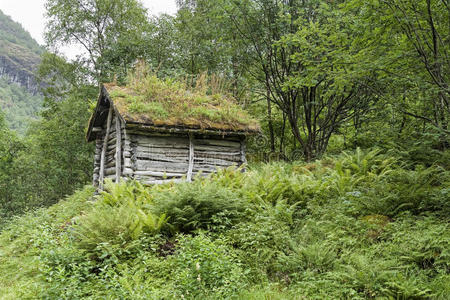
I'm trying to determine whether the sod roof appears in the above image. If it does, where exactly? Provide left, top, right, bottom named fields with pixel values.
left=101, top=76, right=260, bottom=133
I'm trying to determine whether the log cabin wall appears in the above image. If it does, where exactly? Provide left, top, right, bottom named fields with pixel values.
left=192, top=135, right=243, bottom=177
left=127, top=134, right=190, bottom=184
left=93, top=107, right=126, bottom=187
left=93, top=105, right=247, bottom=187
left=119, top=131, right=246, bottom=185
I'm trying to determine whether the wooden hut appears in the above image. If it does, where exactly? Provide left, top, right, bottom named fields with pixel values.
left=86, top=81, right=259, bottom=186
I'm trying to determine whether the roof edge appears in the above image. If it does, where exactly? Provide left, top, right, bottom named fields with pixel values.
left=86, top=85, right=110, bottom=142
left=125, top=122, right=260, bottom=137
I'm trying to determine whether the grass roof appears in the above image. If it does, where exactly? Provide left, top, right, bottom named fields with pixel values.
left=104, top=72, right=260, bottom=133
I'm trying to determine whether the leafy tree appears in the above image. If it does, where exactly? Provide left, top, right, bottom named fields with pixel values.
left=142, top=14, right=178, bottom=76
left=346, top=0, right=449, bottom=147
left=0, top=110, right=23, bottom=218
left=10, top=90, right=95, bottom=211
left=0, top=54, right=97, bottom=217
left=45, top=0, right=150, bottom=81
left=228, top=0, right=376, bottom=160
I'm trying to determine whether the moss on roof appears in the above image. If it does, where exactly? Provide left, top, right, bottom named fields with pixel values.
left=104, top=74, right=260, bottom=133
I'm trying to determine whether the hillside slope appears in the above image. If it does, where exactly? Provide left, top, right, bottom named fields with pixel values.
left=0, top=149, right=448, bottom=299
left=0, top=10, right=43, bottom=133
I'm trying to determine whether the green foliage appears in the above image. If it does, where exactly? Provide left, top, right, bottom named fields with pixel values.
left=45, top=0, right=151, bottom=80
left=74, top=180, right=168, bottom=254
left=0, top=186, right=95, bottom=298
left=0, top=149, right=449, bottom=299
left=1, top=1, right=448, bottom=298
left=169, top=233, right=246, bottom=299
left=108, top=67, right=260, bottom=131
left=0, top=110, right=23, bottom=223
left=0, top=77, right=42, bottom=134
left=153, top=177, right=244, bottom=233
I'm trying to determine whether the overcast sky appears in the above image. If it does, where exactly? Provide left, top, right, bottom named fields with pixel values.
left=0, top=0, right=178, bottom=57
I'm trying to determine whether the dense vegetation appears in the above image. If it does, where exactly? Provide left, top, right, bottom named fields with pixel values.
left=0, top=0, right=448, bottom=298
left=0, top=77, right=42, bottom=133
left=0, top=150, right=448, bottom=299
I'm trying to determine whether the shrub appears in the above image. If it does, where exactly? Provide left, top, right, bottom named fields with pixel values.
left=153, top=179, right=245, bottom=233
left=168, top=233, right=246, bottom=299
left=73, top=180, right=167, bottom=254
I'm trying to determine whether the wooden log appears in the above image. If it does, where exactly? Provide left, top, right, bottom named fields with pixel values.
left=136, top=160, right=189, bottom=173
left=240, top=138, right=247, bottom=165
left=187, top=134, right=194, bottom=181
left=105, top=160, right=116, bottom=169
left=194, top=157, right=238, bottom=166
left=194, top=139, right=241, bottom=148
left=134, top=135, right=189, bottom=147
left=134, top=154, right=188, bottom=163
left=105, top=153, right=115, bottom=162
left=99, top=106, right=113, bottom=189
left=107, top=137, right=117, bottom=146
left=124, top=157, right=132, bottom=166
left=123, top=167, right=134, bottom=176
left=115, top=114, right=122, bottom=182
left=105, top=167, right=116, bottom=176
left=194, top=150, right=241, bottom=157
left=194, top=153, right=241, bottom=162
left=196, top=134, right=241, bottom=141
left=134, top=170, right=186, bottom=177
left=135, top=146, right=189, bottom=155
left=93, top=137, right=103, bottom=185
left=106, top=148, right=115, bottom=157
left=194, top=144, right=240, bottom=152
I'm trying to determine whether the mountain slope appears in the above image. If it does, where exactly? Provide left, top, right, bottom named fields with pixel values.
left=0, top=9, right=43, bottom=133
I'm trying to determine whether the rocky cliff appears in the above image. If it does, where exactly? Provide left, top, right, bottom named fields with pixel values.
left=0, top=42, right=40, bottom=94
left=0, top=9, right=43, bottom=133
left=0, top=10, right=42, bottom=94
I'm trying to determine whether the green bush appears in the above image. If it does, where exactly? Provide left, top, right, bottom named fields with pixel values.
left=73, top=180, right=168, bottom=254
left=153, top=179, right=245, bottom=233
left=168, top=233, right=246, bottom=299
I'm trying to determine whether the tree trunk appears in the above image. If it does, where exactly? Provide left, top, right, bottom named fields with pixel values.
left=267, top=92, right=275, bottom=152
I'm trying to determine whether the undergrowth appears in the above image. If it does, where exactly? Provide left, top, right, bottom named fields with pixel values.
left=0, top=148, right=448, bottom=299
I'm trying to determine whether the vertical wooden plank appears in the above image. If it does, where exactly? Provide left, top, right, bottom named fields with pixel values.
left=240, top=137, right=247, bottom=165
left=187, top=133, right=194, bottom=181
left=99, top=105, right=113, bottom=189
left=93, top=137, right=103, bottom=186
left=115, top=113, right=122, bottom=183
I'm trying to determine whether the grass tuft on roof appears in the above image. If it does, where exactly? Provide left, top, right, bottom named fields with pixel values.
left=104, top=67, right=260, bottom=133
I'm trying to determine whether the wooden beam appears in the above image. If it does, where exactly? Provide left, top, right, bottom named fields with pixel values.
left=187, top=133, right=194, bottom=182
left=125, top=123, right=254, bottom=137
left=115, top=113, right=122, bottom=183
left=240, top=138, right=247, bottom=166
left=99, top=105, right=113, bottom=189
